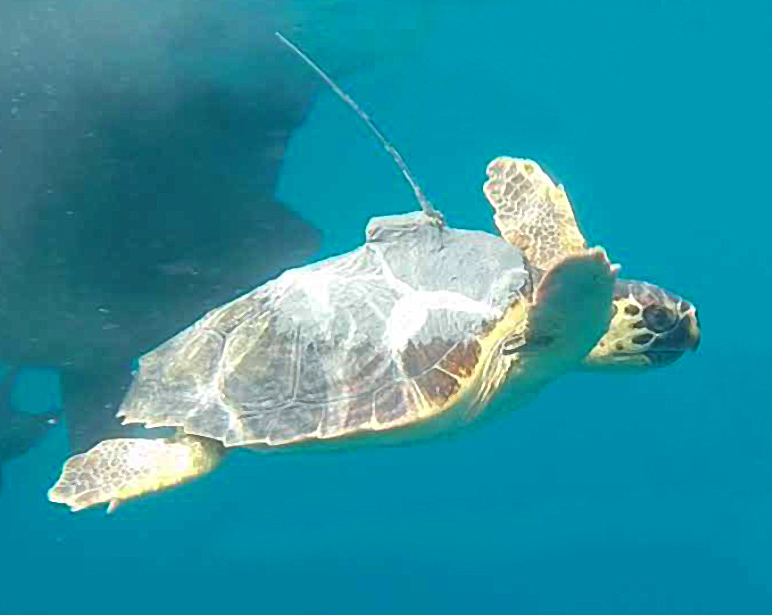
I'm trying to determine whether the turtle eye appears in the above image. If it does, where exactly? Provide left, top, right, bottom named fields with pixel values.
left=642, top=305, right=677, bottom=332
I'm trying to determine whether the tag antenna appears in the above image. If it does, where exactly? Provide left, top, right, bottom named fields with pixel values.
left=275, top=31, right=443, bottom=224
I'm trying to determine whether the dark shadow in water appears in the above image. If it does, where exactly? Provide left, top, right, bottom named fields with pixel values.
left=0, top=2, right=325, bottom=469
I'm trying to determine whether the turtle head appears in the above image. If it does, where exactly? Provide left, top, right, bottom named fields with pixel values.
left=582, top=279, right=700, bottom=371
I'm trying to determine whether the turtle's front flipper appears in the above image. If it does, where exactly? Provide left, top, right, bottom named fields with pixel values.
left=48, top=434, right=224, bottom=513
left=483, top=157, right=588, bottom=270
left=523, top=248, right=619, bottom=373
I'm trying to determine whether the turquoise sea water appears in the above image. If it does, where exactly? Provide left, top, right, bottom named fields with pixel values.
left=3, top=1, right=771, bottom=613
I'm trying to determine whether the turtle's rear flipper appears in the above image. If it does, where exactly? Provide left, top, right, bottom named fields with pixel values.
left=60, top=369, right=140, bottom=454
left=48, top=434, right=224, bottom=513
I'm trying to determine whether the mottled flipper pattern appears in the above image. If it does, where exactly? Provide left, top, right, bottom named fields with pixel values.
left=483, top=157, right=587, bottom=270
left=48, top=435, right=224, bottom=512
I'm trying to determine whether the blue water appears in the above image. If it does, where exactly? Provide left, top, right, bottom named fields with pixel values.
left=4, top=1, right=771, bottom=613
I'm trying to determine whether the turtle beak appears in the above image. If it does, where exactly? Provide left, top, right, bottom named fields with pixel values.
left=642, top=307, right=701, bottom=366
left=682, top=304, right=701, bottom=352
left=687, top=313, right=701, bottom=351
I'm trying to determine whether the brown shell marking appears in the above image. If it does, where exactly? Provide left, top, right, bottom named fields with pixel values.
left=400, top=337, right=482, bottom=410
left=214, top=313, right=486, bottom=445
left=120, top=273, right=501, bottom=448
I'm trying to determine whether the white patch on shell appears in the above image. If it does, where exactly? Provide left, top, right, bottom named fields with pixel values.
left=385, top=290, right=495, bottom=352
left=279, top=268, right=336, bottom=313
left=370, top=243, right=500, bottom=353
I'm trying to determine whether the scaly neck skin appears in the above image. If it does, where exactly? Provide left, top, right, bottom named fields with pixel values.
left=468, top=337, right=556, bottom=426
left=468, top=297, right=605, bottom=425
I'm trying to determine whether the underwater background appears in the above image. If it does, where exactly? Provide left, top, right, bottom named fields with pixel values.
left=3, top=1, right=771, bottom=613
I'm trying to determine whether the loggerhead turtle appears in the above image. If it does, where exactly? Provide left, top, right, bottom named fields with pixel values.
left=47, top=36, right=701, bottom=514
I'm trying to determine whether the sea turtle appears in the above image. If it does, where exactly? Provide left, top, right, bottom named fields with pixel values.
left=0, top=368, right=61, bottom=493
left=47, top=37, right=701, bottom=514
left=0, top=3, right=429, bottom=460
